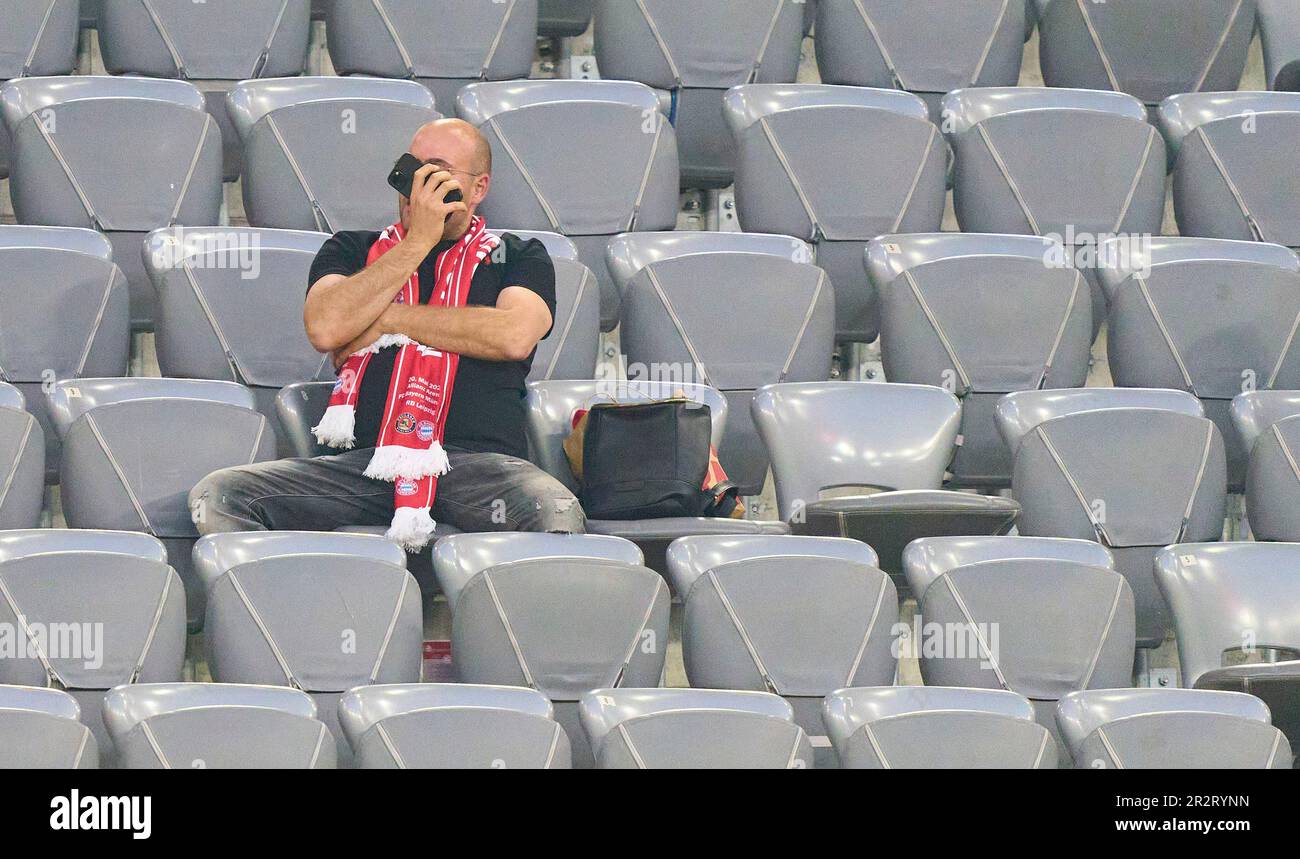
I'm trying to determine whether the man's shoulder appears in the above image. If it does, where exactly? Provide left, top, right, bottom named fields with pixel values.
left=322, top=229, right=383, bottom=256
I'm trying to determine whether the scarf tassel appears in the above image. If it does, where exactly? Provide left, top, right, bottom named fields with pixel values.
left=362, top=441, right=450, bottom=482
left=312, top=404, right=357, bottom=449
left=387, top=506, right=438, bottom=552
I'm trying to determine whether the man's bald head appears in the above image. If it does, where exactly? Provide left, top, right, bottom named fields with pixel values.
left=409, top=117, right=492, bottom=175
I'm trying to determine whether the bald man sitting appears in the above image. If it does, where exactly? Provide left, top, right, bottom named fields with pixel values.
left=189, top=119, right=586, bottom=549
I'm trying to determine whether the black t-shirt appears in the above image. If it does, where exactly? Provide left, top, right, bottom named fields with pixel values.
left=307, top=231, right=556, bottom=458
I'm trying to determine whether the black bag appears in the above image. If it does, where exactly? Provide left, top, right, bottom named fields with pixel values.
left=578, top=399, right=714, bottom=520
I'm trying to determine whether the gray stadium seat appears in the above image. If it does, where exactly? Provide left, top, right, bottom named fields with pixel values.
left=325, top=0, right=537, bottom=115
left=526, top=380, right=791, bottom=571
left=538, top=0, right=592, bottom=37
left=0, top=528, right=168, bottom=565
left=996, top=386, right=1208, bottom=450
left=143, top=226, right=334, bottom=455
left=1242, top=415, right=1300, bottom=540
left=339, top=683, right=571, bottom=769
left=665, top=533, right=881, bottom=591
left=0, top=550, right=186, bottom=766
left=275, top=380, right=341, bottom=459
left=0, top=0, right=79, bottom=180
left=580, top=688, right=811, bottom=769
left=1038, top=0, right=1256, bottom=106
left=618, top=250, right=834, bottom=495
left=918, top=557, right=1135, bottom=749
left=0, top=685, right=98, bottom=768
left=227, top=76, right=440, bottom=233
left=97, top=0, right=312, bottom=181
left=204, top=552, right=422, bottom=767
left=667, top=548, right=898, bottom=768
left=1057, top=688, right=1291, bottom=769
left=1231, top=389, right=1300, bottom=453
left=593, top=0, right=804, bottom=189
left=447, top=556, right=669, bottom=768
left=48, top=378, right=278, bottom=628
left=1159, top=92, right=1300, bottom=249
left=822, top=686, right=1057, bottom=769
left=753, top=381, right=1021, bottom=580
left=103, top=682, right=334, bottom=769
left=1157, top=542, right=1300, bottom=689
left=1099, top=237, right=1300, bottom=490
left=193, top=529, right=407, bottom=600
left=606, top=230, right=814, bottom=291
left=724, top=84, right=946, bottom=343
left=1195, top=660, right=1300, bottom=764
left=0, top=226, right=129, bottom=482
left=1005, top=391, right=1227, bottom=648
left=528, top=256, right=599, bottom=383
left=867, top=233, right=1092, bottom=487
left=0, top=76, right=224, bottom=329
left=1260, top=0, right=1300, bottom=91
left=902, top=535, right=1114, bottom=602
left=0, top=382, right=44, bottom=530
left=943, top=87, right=1165, bottom=331
left=814, top=0, right=1025, bottom=120
left=456, top=80, right=680, bottom=331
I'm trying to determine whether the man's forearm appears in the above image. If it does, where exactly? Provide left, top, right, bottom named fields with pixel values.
left=381, top=303, right=537, bottom=362
left=304, top=236, right=434, bottom=352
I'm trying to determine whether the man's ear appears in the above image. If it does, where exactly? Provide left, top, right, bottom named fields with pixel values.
left=475, top=173, right=492, bottom=207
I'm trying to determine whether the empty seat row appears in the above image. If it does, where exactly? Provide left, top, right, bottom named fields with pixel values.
left=2, top=528, right=1297, bottom=767
left=4, top=681, right=1291, bottom=769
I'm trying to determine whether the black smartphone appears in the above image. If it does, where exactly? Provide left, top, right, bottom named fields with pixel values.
left=387, top=153, right=464, bottom=205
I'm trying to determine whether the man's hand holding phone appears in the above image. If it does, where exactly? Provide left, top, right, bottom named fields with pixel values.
left=400, top=161, right=468, bottom=248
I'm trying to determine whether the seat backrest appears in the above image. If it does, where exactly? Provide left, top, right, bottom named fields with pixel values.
left=274, top=380, right=333, bottom=458
left=1156, top=542, right=1300, bottom=687
left=620, top=251, right=834, bottom=494
left=1159, top=91, right=1300, bottom=248
left=580, top=687, right=810, bottom=769
left=1259, top=0, right=1300, bottom=91
left=58, top=391, right=276, bottom=538
left=325, top=0, right=537, bottom=83
left=1232, top=390, right=1300, bottom=452
left=45, top=376, right=257, bottom=436
left=452, top=557, right=669, bottom=700
left=1011, top=407, right=1227, bottom=549
left=144, top=226, right=333, bottom=389
left=995, top=386, right=1205, bottom=454
left=1039, top=0, right=1256, bottom=105
left=192, top=530, right=407, bottom=593
left=227, top=76, right=439, bottom=232
left=525, top=379, right=728, bottom=492
left=433, top=532, right=642, bottom=608
left=594, top=0, right=803, bottom=91
left=1100, top=237, right=1300, bottom=400
left=0, top=552, right=186, bottom=691
left=723, top=83, right=946, bottom=242
left=456, top=80, right=679, bottom=237
left=919, top=558, right=1135, bottom=699
left=0, top=685, right=97, bottom=768
left=753, top=381, right=962, bottom=521
left=815, top=0, right=1024, bottom=96
left=0, top=225, right=129, bottom=385
left=943, top=87, right=1165, bottom=240
left=0, top=399, right=43, bottom=529
left=665, top=535, right=880, bottom=597
left=338, top=683, right=571, bottom=769
left=1245, top=413, right=1300, bottom=540
left=605, top=230, right=814, bottom=296
left=98, top=0, right=311, bottom=80
left=1, top=76, right=222, bottom=231
left=676, top=554, right=898, bottom=698
left=206, top=553, right=422, bottom=691
left=822, top=685, right=1056, bottom=768
left=0, top=528, right=167, bottom=564
left=528, top=257, right=599, bottom=383
left=103, top=681, right=333, bottom=769
left=1050, top=686, right=1274, bottom=758
left=0, top=0, right=80, bottom=79
left=902, top=535, right=1115, bottom=602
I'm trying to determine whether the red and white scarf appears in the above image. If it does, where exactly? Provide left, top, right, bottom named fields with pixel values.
left=312, top=216, right=499, bottom=551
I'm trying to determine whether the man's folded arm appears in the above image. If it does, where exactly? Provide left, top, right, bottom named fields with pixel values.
left=303, top=236, right=434, bottom=352
left=336, top=285, right=552, bottom=364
